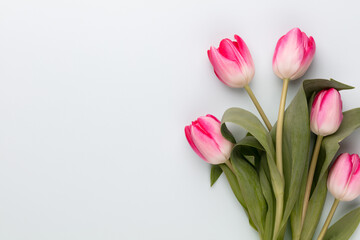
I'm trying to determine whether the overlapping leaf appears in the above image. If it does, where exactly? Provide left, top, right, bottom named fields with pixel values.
left=214, top=79, right=360, bottom=240
left=231, top=152, right=267, bottom=234
left=221, top=108, right=284, bottom=200
left=289, top=79, right=355, bottom=240
left=323, top=206, right=360, bottom=240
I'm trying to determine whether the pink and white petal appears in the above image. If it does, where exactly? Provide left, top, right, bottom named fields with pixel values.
left=273, top=36, right=286, bottom=79
left=218, top=38, right=247, bottom=67
left=220, top=139, right=233, bottom=160
left=197, top=115, right=222, bottom=141
left=197, top=115, right=233, bottom=158
left=310, top=90, right=324, bottom=134
left=191, top=124, right=226, bottom=164
left=234, top=35, right=254, bottom=67
left=218, top=39, right=239, bottom=61
left=205, top=114, right=221, bottom=124
left=213, top=71, right=227, bottom=85
left=292, top=36, right=316, bottom=79
left=302, top=36, right=316, bottom=65
left=240, top=63, right=255, bottom=86
left=317, top=89, right=343, bottom=136
left=328, top=153, right=353, bottom=199
left=275, top=28, right=304, bottom=79
left=342, top=154, right=360, bottom=201
left=185, top=125, right=207, bottom=162
left=273, top=35, right=286, bottom=65
left=208, top=46, right=243, bottom=87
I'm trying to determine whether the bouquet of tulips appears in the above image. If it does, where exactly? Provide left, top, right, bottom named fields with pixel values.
left=184, top=28, right=360, bottom=240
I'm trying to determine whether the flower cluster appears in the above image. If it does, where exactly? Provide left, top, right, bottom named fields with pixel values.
left=184, top=28, right=360, bottom=240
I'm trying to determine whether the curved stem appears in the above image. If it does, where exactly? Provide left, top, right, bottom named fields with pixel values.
left=301, top=135, right=324, bottom=226
left=244, top=85, right=272, bottom=131
left=275, top=78, right=289, bottom=178
left=273, top=191, right=284, bottom=240
left=317, top=199, right=340, bottom=240
left=273, top=78, right=289, bottom=240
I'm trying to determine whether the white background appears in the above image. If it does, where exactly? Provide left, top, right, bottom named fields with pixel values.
left=0, top=0, right=359, bottom=239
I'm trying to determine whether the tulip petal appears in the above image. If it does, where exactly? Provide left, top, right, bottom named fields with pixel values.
left=317, top=88, right=343, bottom=136
left=274, top=28, right=304, bottom=79
left=208, top=46, right=246, bottom=88
left=328, top=153, right=353, bottom=199
left=272, top=28, right=316, bottom=80
left=191, top=122, right=226, bottom=164
left=342, top=154, right=360, bottom=201
left=310, top=90, right=323, bottom=134
left=234, top=35, right=254, bottom=67
left=302, top=36, right=316, bottom=64
left=208, top=35, right=255, bottom=88
left=310, top=88, right=342, bottom=136
left=197, top=115, right=233, bottom=160
left=218, top=38, right=244, bottom=63
left=218, top=39, right=254, bottom=83
left=272, top=35, right=286, bottom=79
left=292, top=35, right=316, bottom=79
left=233, top=35, right=255, bottom=82
left=185, top=125, right=207, bottom=162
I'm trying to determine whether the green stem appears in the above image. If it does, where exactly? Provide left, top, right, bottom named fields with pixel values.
left=273, top=191, right=284, bottom=240
left=244, top=85, right=272, bottom=131
left=317, top=199, right=340, bottom=240
left=225, top=160, right=236, bottom=174
left=275, top=78, right=289, bottom=178
left=273, top=78, right=289, bottom=240
left=301, top=135, right=324, bottom=227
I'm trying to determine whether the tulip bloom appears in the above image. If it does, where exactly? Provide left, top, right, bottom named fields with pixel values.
left=328, top=153, right=360, bottom=201
left=317, top=153, right=360, bottom=240
left=207, top=36, right=272, bottom=131
left=208, top=35, right=255, bottom=88
left=310, top=88, right=343, bottom=136
left=273, top=28, right=316, bottom=80
left=185, top=114, right=233, bottom=165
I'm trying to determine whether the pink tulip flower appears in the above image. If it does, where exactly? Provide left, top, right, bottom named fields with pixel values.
left=273, top=28, right=316, bottom=80
left=310, top=88, right=343, bottom=136
left=185, top=114, right=233, bottom=164
left=208, top=35, right=255, bottom=88
left=328, top=153, right=360, bottom=201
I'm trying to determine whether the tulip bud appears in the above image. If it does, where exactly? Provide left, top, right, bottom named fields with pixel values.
left=310, top=88, right=343, bottom=136
left=273, top=28, right=316, bottom=80
left=185, top=114, right=233, bottom=165
left=328, top=153, right=360, bottom=201
left=207, top=35, right=255, bottom=88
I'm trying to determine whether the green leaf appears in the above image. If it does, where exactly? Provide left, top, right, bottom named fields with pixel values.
left=240, top=147, right=258, bottom=167
left=219, top=164, right=257, bottom=231
left=231, top=152, right=267, bottom=234
left=302, top=79, right=355, bottom=190
left=303, top=78, right=354, bottom=98
left=210, top=165, right=223, bottom=186
left=259, top=153, right=275, bottom=240
left=219, top=164, right=246, bottom=209
left=288, top=78, right=355, bottom=240
left=221, top=123, right=236, bottom=144
left=300, top=173, right=328, bottom=240
left=323, top=206, right=360, bottom=240
left=280, top=80, right=311, bottom=230
left=290, top=152, right=311, bottom=240
left=221, top=108, right=284, bottom=203
left=222, top=108, right=273, bottom=155
left=237, top=135, right=265, bottom=151
left=232, top=136, right=262, bottom=167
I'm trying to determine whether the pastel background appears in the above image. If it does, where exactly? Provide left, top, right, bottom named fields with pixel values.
left=0, top=0, right=359, bottom=239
